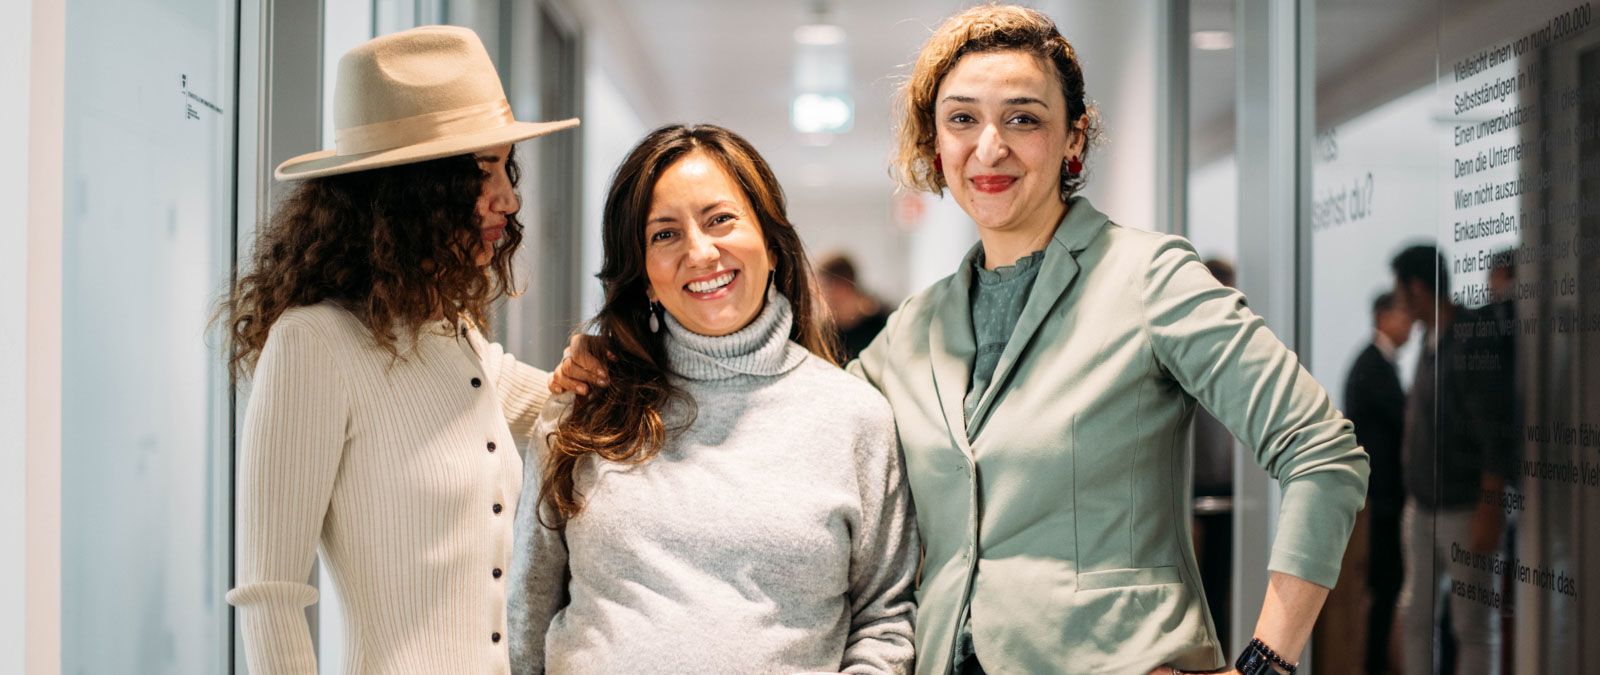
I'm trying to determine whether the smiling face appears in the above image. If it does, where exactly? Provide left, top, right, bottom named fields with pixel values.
left=473, top=144, right=519, bottom=266
left=642, top=150, right=774, bottom=337
left=934, top=50, right=1085, bottom=243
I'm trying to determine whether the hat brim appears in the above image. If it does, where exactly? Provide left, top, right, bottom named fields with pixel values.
left=274, top=118, right=580, bottom=181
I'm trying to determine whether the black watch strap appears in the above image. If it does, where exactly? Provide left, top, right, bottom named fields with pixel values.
left=1234, top=638, right=1297, bottom=675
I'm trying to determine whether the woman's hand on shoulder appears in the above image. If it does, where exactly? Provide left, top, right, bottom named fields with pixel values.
left=548, top=333, right=611, bottom=396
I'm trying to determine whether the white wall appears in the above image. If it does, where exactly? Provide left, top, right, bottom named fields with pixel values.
left=908, top=193, right=980, bottom=293
left=1309, top=85, right=1437, bottom=406
left=1187, top=155, right=1239, bottom=264
left=16, top=0, right=65, bottom=672
left=1045, top=0, right=1161, bottom=232
left=0, top=0, right=34, bottom=669
left=579, top=65, right=650, bottom=320
left=790, top=189, right=913, bottom=302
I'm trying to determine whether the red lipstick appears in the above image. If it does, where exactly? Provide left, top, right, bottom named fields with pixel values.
left=971, top=175, right=1016, bottom=193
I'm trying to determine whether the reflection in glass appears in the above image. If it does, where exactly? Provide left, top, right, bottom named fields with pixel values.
left=1313, top=0, right=1599, bottom=672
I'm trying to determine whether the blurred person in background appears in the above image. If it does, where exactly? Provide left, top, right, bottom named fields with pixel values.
left=1391, top=244, right=1515, bottom=675
left=819, top=252, right=894, bottom=361
left=509, top=124, right=916, bottom=674
left=220, top=26, right=577, bottom=673
left=1344, top=291, right=1412, bottom=675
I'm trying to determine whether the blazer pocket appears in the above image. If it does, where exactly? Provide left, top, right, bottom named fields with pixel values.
left=1076, top=565, right=1182, bottom=591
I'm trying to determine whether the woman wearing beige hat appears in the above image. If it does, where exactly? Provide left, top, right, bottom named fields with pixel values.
left=220, top=25, right=577, bottom=673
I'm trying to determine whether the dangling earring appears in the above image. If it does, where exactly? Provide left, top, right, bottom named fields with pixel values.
left=648, top=301, right=661, bottom=333
left=934, top=153, right=943, bottom=175
left=1060, top=156, right=1083, bottom=202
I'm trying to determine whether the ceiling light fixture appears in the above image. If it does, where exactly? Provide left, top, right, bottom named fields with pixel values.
left=791, top=3, right=852, bottom=135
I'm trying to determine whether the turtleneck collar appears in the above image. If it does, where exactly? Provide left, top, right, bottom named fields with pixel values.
left=663, top=292, right=809, bottom=381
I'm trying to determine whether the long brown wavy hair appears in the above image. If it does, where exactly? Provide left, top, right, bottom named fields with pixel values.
left=540, top=124, right=837, bottom=527
left=220, top=150, right=523, bottom=379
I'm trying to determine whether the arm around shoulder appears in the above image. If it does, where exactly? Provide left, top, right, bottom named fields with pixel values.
left=483, top=339, right=553, bottom=441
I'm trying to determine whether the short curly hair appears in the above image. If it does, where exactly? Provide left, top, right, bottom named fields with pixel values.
left=892, top=4, right=1101, bottom=196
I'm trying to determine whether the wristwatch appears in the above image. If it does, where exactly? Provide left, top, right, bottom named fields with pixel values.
left=1235, top=637, right=1297, bottom=675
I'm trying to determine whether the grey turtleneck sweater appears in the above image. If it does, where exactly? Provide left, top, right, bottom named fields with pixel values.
left=507, top=295, right=919, bottom=674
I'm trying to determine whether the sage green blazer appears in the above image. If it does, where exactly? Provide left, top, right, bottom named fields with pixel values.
left=850, top=197, right=1368, bottom=674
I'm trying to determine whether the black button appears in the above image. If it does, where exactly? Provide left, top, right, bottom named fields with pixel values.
left=487, top=441, right=497, bottom=452
left=471, top=377, right=482, bottom=388
left=492, top=503, right=503, bottom=514
left=492, top=567, right=503, bottom=579
left=492, top=632, right=501, bottom=643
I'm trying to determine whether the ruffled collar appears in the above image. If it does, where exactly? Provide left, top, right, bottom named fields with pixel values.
left=663, top=292, right=809, bottom=381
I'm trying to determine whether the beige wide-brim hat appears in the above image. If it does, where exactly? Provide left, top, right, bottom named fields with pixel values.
left=275, top=25, right=579, bottom=181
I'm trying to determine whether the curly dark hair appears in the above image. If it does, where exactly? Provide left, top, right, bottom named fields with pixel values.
left=539, top=124, right=838, bottom=528
left=220, top=150, right=523, bottom=379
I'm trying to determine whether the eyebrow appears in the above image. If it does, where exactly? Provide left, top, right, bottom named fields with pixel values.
left=646, top=200, right=737, bottom=226
left=939, top=94, right=1050, bottom=107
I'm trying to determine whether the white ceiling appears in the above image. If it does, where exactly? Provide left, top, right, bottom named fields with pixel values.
left=600, top=0, right=1471, bottom=220
left=606, top=0, right=968, bottom=208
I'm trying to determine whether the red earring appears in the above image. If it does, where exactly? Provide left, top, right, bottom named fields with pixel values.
left=934, top=153, right=943, bottom=174
left=1067, top=155, right=1083, bottom=176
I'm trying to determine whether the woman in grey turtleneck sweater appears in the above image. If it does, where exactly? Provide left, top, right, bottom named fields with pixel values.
left=508, top=125, right=918, bottom=674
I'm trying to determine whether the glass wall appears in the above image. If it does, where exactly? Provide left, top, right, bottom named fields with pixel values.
left=1309, top=0, right=1599, bottom=672
left=1185, top=0, right=1239, bottom=653
left=60, top=0, right=237, bottom=672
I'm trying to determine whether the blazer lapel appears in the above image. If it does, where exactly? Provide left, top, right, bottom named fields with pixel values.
left=929, top=246, right=980, bottom=456
left=967, top=197, right=1109, bottom=435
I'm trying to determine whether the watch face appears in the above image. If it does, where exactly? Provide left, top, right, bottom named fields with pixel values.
left=1235, top=649, right=1274, bottom=675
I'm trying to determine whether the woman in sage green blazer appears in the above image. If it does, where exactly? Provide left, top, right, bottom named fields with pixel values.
left=852, top=6, right=1368, bottom=674
left=552, top=6, right=1368, bottom=674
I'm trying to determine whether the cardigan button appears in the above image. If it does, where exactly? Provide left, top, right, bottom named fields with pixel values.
left=492, top=632, right=502, bottom=643
left=492, top=503, right=503, bottom=515
left=471, top=377, right=482, bottom=388
left=487, top=441, right=497, bottom=453
left=493, top=567, right=503, bottom=579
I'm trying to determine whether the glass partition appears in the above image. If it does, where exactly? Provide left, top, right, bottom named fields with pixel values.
left=1186, top=0, right=1240, bottom=653
left=60, top=0, right=238, bottom=672
left=1310, top=0, right=1599, bottom=672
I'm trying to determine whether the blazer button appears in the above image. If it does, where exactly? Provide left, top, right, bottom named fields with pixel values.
left=492, top=503, right=503, bottom=515
left=487, top=441, right=497, bottom=453
left=493, top=567, right=503, bottom=579
left=471, top=377, right=482, bottom=388
left=492, top=632, right=502, bottom=643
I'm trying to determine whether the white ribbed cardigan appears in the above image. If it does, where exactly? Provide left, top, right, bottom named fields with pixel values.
left=226, top=302, right=550, bottom=674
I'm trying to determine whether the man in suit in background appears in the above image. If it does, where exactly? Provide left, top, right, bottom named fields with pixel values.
left=1345, top=292, right=1411, bottom=674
